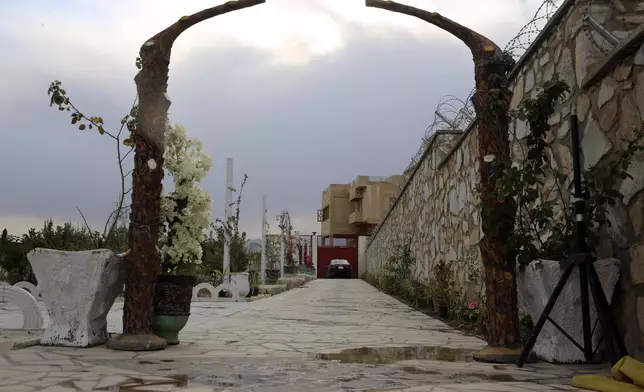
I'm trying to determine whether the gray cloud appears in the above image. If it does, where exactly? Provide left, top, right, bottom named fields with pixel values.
left=1, top=22, right=490, bottom=238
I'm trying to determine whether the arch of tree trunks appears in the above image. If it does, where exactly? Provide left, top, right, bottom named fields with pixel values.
left=112, top=0, right=522, bottom=362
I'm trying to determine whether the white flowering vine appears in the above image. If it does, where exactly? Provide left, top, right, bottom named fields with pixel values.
left=160, top=124, right=212, bottom=270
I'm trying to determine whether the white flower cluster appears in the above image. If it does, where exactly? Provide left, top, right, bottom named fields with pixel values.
left=160, top=124, right=212, bottom=266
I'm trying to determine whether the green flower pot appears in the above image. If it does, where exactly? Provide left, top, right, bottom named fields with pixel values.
left=153, top=315, right=190, bottom=345
left=153, top=274, right=196, bottom=345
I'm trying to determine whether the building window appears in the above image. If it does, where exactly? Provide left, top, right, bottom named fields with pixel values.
left=333, top=238, right=347, bottom=247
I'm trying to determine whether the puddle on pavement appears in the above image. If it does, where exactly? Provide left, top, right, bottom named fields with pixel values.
left=480, top=373, right=517, bottom=382
left=447, top=372, right=517, bottom=382
left=400, top=366, right=440, bottom=375
left=316, top=346, right=475, bottom=364
left=114, top=374, right=189, bottom=391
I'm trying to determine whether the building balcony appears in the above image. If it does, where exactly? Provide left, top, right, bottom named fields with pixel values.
left=349, top=176, right=367, bottom=200
left=349, top=186, right=364, bottom=200
left=349, top=211, right=366, bottom=224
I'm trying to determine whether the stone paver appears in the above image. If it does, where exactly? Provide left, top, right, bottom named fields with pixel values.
left=0, top=280, right=607, bottom=391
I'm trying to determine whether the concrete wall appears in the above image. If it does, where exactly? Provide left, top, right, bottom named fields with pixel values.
left=321, top=184, right=352, bottom=236
left=362, top=181, right=399, bottom=224
left=364, top=0, right=644, bottom=358
left=358, top=236, right=368, bottom=277
left=364, top=130, right=483, bottom=300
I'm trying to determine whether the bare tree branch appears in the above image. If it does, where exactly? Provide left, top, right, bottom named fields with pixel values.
left=365, top=0, right=501, bottom=56
left=146, top=0, right=266, bottom=47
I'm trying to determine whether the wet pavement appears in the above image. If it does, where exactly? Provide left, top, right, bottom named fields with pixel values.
left=0, top=279, right=605, bottom=391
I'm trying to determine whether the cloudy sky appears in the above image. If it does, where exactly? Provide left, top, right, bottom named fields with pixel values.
left=0, top=0, right=549, bottom=238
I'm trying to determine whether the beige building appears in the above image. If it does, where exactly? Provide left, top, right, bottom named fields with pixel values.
left=319, top=175, right=402, bottom=237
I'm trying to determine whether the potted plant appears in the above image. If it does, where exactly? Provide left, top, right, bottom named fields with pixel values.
left=154, top=124, right=212, bottom=345
left=422, top=279, right=435, bottom=311
left=243, top=271, right=259, bottom=297
left=417, top=282, right=433, bottom=310
left=250, top=271, right=260, bottom=296
left=417, top=294, right=430, bottom=309
left=265, top=269, right=280, bottom=284
left=214, top=267, right=249, bottom=298
left=433, top=260, right=451, bottom=319
left=245, top=271, right=255, bottom=298
left=464, top=300, right=480, bottom=322
left=435, top=288, right=449, bottom=318
left=213, top=267, right=234, bottom=298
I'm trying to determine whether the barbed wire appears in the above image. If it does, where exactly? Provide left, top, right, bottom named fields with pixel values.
left=369, top=0, right=568, bottom=240
left=505, top=0, right=565, bottom=57
left=582, top=0, right=643, bottom=56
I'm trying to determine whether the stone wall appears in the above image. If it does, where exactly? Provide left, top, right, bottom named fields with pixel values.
left=365, top=0, right=644, bottom=358
left=365, top=130, right=484, bottom=300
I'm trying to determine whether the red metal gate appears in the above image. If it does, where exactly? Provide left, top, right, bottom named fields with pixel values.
left=317, top=235, right=359, bottom=279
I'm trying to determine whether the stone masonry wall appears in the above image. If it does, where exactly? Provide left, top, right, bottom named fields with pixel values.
left=365, top=0, right=644, bottom=358
left=365, top=130, right=484, bottom=301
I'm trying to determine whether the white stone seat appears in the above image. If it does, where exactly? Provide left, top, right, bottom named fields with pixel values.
left=230, top=272, right=250, bottom=298
left=0, top=285, right=44, bottom=329
left=13, top=281, right=42, bottom=299
left=192, top=282, right=217, bottom=302
left=192, top=282, right=241, bottom=302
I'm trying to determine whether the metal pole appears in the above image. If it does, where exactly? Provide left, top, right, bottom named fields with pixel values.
left=223, top=158, right=233, bottom=273
left=312, top=231, right=317, bottom=272
left=570, top=114, right=587, bottom=254
left=280, top=241, right=285, bottom=279
left=309, top=234, right=313, bottom=267
left=570, top=114, right=593, bottom=360
left=260, top=195, right=267, bottom=284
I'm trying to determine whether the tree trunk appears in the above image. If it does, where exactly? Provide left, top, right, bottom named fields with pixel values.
left=124, top=93, right=165, bottom=334
left=123, top=0, right=265, bottom=336
left=474, top=57, right=521, bottom=349
left=365, top=0, right=520, bottom=352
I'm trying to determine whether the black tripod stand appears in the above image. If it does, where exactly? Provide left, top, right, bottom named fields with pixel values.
left=516, top=113, right=628, bottom=368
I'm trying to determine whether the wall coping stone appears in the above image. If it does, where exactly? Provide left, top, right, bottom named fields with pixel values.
left=581, top=23, right=644, bottom=89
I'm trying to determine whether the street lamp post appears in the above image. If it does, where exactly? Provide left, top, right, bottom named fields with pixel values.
left=260, top=195, right=267, bottom=284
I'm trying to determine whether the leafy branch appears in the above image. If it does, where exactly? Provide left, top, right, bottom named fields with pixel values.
left=483, top=74, right=644, bottom=266
left=47, top=80, right=137, bottom=247
left=216, top=173, right=248, bottom=239
left=277, top=210, right=296, bottom=266
left=208, top=173, right=250, bottom=274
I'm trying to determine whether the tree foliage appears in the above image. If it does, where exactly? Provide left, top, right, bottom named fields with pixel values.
left=0, top=220, right=128, bottom=284
left=277, top=210, right=296, bottom=267
left=483, top=75, right=644, bottom=266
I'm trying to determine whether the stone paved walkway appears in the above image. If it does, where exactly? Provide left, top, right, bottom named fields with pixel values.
left=0, top=280, right=607, bottom=391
